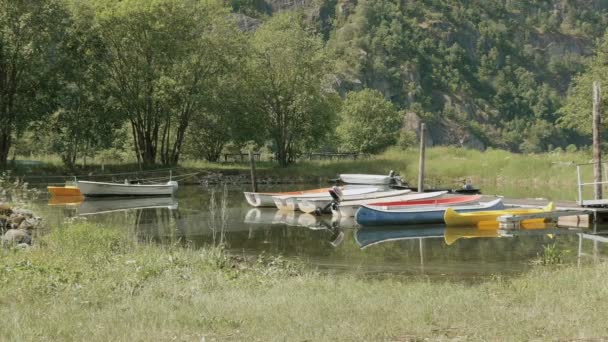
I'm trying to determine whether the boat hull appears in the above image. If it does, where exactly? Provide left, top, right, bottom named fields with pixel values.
left=244, top=188, right=331, bottom=207
left=298, top=189, right=412, bottom=214
left=332, top=191, right=447, bottom=217
left=273, top=187, right=380, bottom=211
left=444, top=202, right=555, bottom=229
left=370, top=194, right=482, bottom=209
left=356, top=198, right=504, bottom=226
left=77, top=180, right=178, bottom=197
left=48, top=186, right=81, bottom=196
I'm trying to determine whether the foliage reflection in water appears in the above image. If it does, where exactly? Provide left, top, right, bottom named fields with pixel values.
left=38, top=185, right=608, bottom=280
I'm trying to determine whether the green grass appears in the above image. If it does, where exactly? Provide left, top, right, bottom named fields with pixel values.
left=1, top=222, right=608, bottom=341
left=10, top=147, right=594, bottom=190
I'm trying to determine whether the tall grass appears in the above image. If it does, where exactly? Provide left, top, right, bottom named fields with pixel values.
left=1, top=222, right=608, bottom=341
left=384, top=146, right=590, bottom=187
left=11, top=147, right=593, bottom=191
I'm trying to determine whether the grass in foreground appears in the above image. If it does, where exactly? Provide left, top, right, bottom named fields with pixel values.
left=1, top=223, right=608, bottom=341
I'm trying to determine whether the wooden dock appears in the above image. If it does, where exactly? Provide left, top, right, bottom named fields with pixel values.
left=490, top=197, right=608, bottom=230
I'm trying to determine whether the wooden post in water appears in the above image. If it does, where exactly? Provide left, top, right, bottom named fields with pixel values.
left=593, top=81, right=603, bottom=200
left=249, top=151, right=258, bottom=192
left=417, top=123, right=426, bottom=193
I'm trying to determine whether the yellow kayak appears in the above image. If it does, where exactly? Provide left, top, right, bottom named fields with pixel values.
left=444, top=202, right=555, bottom=229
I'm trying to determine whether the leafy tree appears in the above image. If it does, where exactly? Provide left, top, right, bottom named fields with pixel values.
left=559, top=32, right=608, bottom=137
left=0, top=0, right=71, bottom=169
left=46, top=1, right=121, bottom=168
left=96, top=0, right=244, bottom=166
left=184, top=70, right=263, bottom=162
left=337, top=89, right=402, bottom=153
left=248, top=12, right=337, bottom=166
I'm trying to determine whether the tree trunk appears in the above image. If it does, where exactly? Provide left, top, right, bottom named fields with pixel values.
left=276, top=139, right=288, bottom=167
left=0, top=129, right=10, bottom=170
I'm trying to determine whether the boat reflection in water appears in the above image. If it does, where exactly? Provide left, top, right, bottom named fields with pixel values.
left=443, top=227, right=500, bottom=245
left=356, top=225, right=446, bottom=249
left=356, top=222, right=579, bottom=249
left=47, top=195, right=85, bottom=206
left=244, top=208, right=346, bottom=247
left=78, top=197, right=178, bottom=215
left=49, top=196, right=178, bottom=216
left=245, top=208, right=332, bottom=230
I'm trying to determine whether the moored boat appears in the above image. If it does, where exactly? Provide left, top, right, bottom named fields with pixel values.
left=338, top=173, right=395, bottom=185
left=244, top=188, right=331, bottom=207
left=298, top=189, right=412, bottom=214
left=273, top=187, right=380, bottom=211
left=332, top=190, right=447, bottom=217
left=47, top=185, right=81, bottom=196
left=369, top=194, right=482, bottom=209
left=443, top=202, right=555, bottom=229
left=356, top=198, right=504, bottom=226
left=76, top=180, right=178, bottom=197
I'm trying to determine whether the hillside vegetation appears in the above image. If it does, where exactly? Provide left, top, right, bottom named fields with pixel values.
left=1, top=0, right=608, bottom=169
left=307, top=0, right=607, bottom=151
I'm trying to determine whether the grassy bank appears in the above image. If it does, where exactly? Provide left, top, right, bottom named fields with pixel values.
left=1, top=222, right=607, bottom=341
left=13, top=147, right=590, bottom=187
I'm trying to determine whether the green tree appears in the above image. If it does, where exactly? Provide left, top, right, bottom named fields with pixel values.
left=184, top=71, right=262, bottom=162
left=248, top=12, right=337, bottom=167
left=336, top=89, right=402, bottom=153
left=47, top=1, right=121, bottom=168
left=0, top=0, right=71, bottom=169
left=96, top=0, right=243, bottom=166
left=559, top=32, right=608, bottom=137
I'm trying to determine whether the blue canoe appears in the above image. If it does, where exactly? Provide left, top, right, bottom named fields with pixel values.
left=355, top=225, right=446, bottom=249
left=355, top=198, right=504, bottom=226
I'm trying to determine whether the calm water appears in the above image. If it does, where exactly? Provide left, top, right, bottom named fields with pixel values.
left=32, top=183, right=608, bottom=281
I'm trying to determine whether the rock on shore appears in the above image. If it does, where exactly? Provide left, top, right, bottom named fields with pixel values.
left=0, top=203, right=42, bottom=246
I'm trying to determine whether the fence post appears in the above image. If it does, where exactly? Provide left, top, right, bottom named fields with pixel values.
left=417, top=123, right=426, bottom=193
left=577, top=165, right=583, bottom=205
left=249, top=151, right=258, bottom=192
left=593, top=81, right=603, bottom=200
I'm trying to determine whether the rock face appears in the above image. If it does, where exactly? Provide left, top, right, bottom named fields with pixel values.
left=266, top=0, right=314, bottom=12
left=233, top=13, right=262, bottom=32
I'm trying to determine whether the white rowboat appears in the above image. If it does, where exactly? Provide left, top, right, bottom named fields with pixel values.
left=298, top=189, right=413, bottom=214
left=77, top=180, right=178, bottom=197
left=332, top=190, right=448, bottom=217
left=273, top=187, right=380, bottom=211
left=244, top=188, right=331, bottom=207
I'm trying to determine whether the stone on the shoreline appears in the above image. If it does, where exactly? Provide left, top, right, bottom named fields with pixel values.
left=0, top=215, right=8, bottom=230
left=2, top=229, right=31, bottom=245
left=0, top=204, right=12, bottom=216
left=11, top=208, right=34, bottom=218
left=10, top=215, right=25, bottom=228
left=18, top=217, right=41, bottom=230
left=16, top=243, right=30, bottom=249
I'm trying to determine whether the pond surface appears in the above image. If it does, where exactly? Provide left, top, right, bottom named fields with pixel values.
left=32, top=183, right=608, bottom=281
